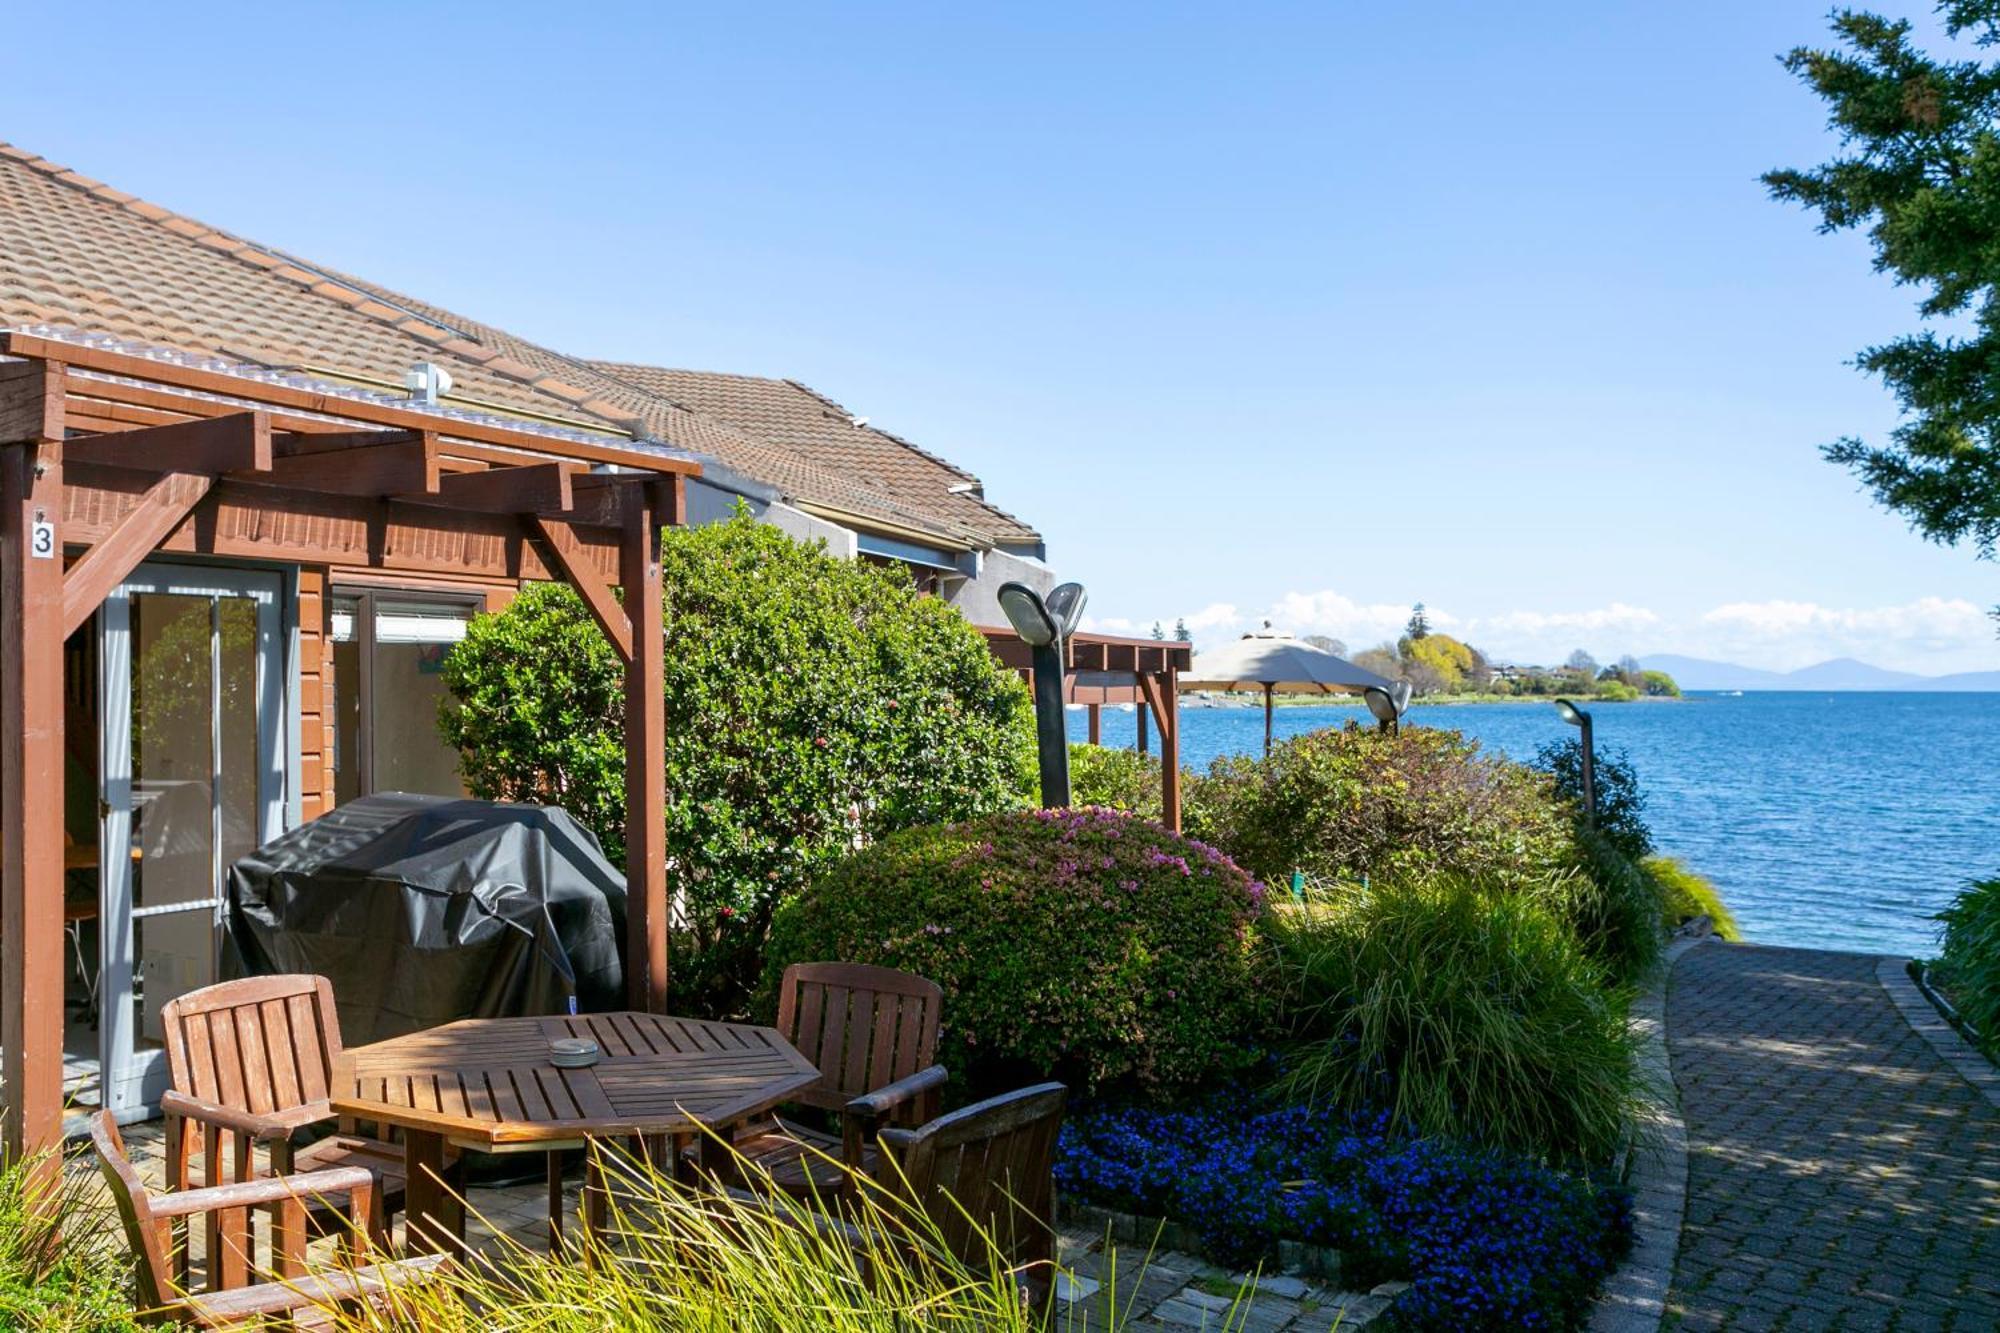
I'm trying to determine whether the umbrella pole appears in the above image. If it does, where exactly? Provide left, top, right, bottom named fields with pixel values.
left=1264, top=683, right=1274, bottom=757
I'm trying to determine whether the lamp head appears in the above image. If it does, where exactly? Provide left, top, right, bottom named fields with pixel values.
left=1554, top=698, right=1590, bottom=728
left=998, top=582, right=1060, bottom=648
left=1044, top=582, right=1088, bottom=638
left=1362, top=686, right=1399, bottom=726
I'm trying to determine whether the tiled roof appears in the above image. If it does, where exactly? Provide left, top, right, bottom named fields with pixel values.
left=586, top=364, right=1042, bottom=548
left=0, top=143, right=1036, bottom=550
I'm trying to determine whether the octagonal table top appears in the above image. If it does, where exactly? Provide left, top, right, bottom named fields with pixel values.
left=330, top=1011, right=821, bottom=1151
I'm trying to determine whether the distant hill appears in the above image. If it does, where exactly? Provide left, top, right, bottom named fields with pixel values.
left=1640, top=654, right=2000, bottom=692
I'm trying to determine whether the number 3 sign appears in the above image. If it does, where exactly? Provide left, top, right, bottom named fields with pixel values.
left=29, top=515, right=55, bottom=559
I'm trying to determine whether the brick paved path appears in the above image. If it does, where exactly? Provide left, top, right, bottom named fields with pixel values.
left=1664, top=944, right=2000, bottom=1332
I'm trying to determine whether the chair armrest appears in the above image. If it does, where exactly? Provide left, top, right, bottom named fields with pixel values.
left=843, top=1064, right=948, bottom=1167
left=845, top=1065, right=947, bottom=1126
left=161, top=1090, right=332, bottom=1143
left=147, top=1165, right=377, bottom=1220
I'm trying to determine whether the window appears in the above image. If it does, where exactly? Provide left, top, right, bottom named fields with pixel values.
left=330, top=592, right=475, bottom=803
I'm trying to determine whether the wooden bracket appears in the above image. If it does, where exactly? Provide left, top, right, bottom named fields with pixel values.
left=60, top=472, right=215, bottom=639
left=527, top=514, right=633, bottom=663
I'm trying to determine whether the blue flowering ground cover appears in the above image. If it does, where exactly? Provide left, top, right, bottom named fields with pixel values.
left=1056, top=1100, right=1633, bottom=1331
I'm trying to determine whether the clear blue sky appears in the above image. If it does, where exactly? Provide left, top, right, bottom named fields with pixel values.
left=5, top=2, right=1995, bottom=672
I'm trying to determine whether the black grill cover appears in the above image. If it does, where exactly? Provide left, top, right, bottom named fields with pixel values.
left=226, top=794, right=626, bottom=1045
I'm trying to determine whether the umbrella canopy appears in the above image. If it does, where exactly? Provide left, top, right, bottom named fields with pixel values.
left=1181, top=633, right=1394, bottom=695
left=1180, top=631, right=1397, bottom=755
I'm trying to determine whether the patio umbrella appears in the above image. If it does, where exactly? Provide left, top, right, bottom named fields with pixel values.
left=1180, top=629, right=1396, bottom=755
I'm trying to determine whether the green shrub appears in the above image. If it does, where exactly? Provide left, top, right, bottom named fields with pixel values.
left=1934, top=875, right=2000, bottom=1052
left=1533, top=738, right=1653, bottom=861
left=442, top=511, right=1036, bottom=1015
left=764, top=807, right=1268, bottom=1095
left=0, top=1156, right=139, bottom=1332
left=1067, top=742, right=1163, bottom=821
left=1269, top=877, right=1640, bottom=1165
left=1645, top=856, right=1740, bottom=941
left=1185, top=724, right=1578, bottom=899
left=1547, top=831, right=1665, bottom=984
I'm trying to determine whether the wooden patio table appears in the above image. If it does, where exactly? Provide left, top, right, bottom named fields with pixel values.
left=330, top=1011, right=821, bottom=1253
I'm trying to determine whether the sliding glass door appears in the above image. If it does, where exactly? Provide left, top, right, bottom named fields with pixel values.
left=98, top=563, right=285, bottom=1119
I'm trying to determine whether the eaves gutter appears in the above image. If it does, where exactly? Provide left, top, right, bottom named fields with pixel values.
left=791, top=499, right=978, bottom=553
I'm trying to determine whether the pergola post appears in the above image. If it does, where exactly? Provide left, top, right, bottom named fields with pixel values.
left=1, top=363, right=66, bottom=1165
left=1086, top=703, right=1101, bottom=745
left=621, top=481, right=670, bottom=1013
left=1138, top=669, right=1181, bottom=833
left=1160, top=665, right=1181, bottom=832
left=1136, top=704, right=1149, bottom=757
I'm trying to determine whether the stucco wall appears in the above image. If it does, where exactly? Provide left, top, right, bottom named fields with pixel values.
left=947, top=547, right=1056, bottom=630
left=685, top=477, right=857, bottom=557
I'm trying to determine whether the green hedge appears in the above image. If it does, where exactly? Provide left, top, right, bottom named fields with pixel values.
left=764, top=807, right=1268, bottom=1095
left=441, top=511, right=1035, bottom=1013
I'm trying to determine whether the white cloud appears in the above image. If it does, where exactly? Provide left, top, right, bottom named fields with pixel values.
left=1117, top=587, right=1998, bottom=674
left=1693, top=596, right=1994, bottom=671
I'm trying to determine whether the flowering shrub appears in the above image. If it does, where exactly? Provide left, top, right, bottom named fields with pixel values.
left=441, top=511, right=1034, bottom=1015
left=762, top=807, right=1268, bottom=1094
left=1058, top=1100, right=1632, bottom=1332
left=1186, top=724, right=1576, bottom=899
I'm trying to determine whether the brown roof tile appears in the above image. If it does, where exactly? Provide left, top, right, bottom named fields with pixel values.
left=0, top=140, right=1036, bottom=550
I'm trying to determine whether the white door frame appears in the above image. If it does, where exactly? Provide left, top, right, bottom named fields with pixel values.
left=98, top=562, right=288, bottom=1121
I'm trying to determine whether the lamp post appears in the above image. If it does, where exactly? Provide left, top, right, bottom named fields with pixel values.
left=998, top=581, right=1086, bottom=808
left=1554, top=697, right=1595, bottom=826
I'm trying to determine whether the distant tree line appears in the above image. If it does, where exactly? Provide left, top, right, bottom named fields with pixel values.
left=1344, top=605, right=1680, bottom=700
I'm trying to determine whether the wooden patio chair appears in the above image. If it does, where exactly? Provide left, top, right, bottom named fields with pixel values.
left=731, top=1081, right=1068, bottom=1305
left=92, top=1111, right=448, bottom=1328
left=697, top=961, right=947, bottom=1197
left=160, top=975, right=406, bottom=1262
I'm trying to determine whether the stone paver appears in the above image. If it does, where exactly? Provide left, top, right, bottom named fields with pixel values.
left=1663, top=944, right=2000, bottom=1332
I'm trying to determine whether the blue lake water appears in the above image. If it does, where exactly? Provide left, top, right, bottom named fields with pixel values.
left=1067, top=692, right=2000, bottom=957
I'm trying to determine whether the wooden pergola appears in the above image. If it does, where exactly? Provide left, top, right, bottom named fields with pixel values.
left=979, top=628, right=1190, bottom=829
left=0, top=333, right=696, bottom=1162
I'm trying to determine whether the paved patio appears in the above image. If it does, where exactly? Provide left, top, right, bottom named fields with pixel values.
left=1663, top=944, right=2000, bottom=1331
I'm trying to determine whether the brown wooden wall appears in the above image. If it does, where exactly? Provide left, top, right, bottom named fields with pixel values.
left=296, top=567, right=334, bottom=820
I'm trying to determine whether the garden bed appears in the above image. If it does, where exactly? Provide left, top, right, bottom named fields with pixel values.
left=1055, top=1100, right=1634, bottom=1332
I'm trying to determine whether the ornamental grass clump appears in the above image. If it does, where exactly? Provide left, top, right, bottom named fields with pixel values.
left=1057, top=1101, right=1632, bottom=1332
left=1645, top=855, right=1740, bottom=941
left=1935, top=874, right=2000, bottom=1053
left=0, top=1154, right=139, bottom=1332
left=764, top=807, right=1268, bottom=1095
left=1268, top=876, right=1641, bottom=1166
left=310, top=1142, right=1169, bottom=1332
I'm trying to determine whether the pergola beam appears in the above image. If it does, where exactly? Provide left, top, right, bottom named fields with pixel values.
left=63, top=410, right=272, bottom=475
left=527, top=514, right=635, bottom=663
left=426, top=462, right=573, bottom=515
left=60, top=471, right=215, bottom=639
left=265, top=429, right=440, bottom=498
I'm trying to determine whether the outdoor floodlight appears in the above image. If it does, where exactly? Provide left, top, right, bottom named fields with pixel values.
left=1362, top=685, right=1401, bottom=734
left=998, top=580, right=1087, bottom=809
left=1553, top=697, right=1597, bottom=826
left=998, top=582, right=1059, bottom=647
